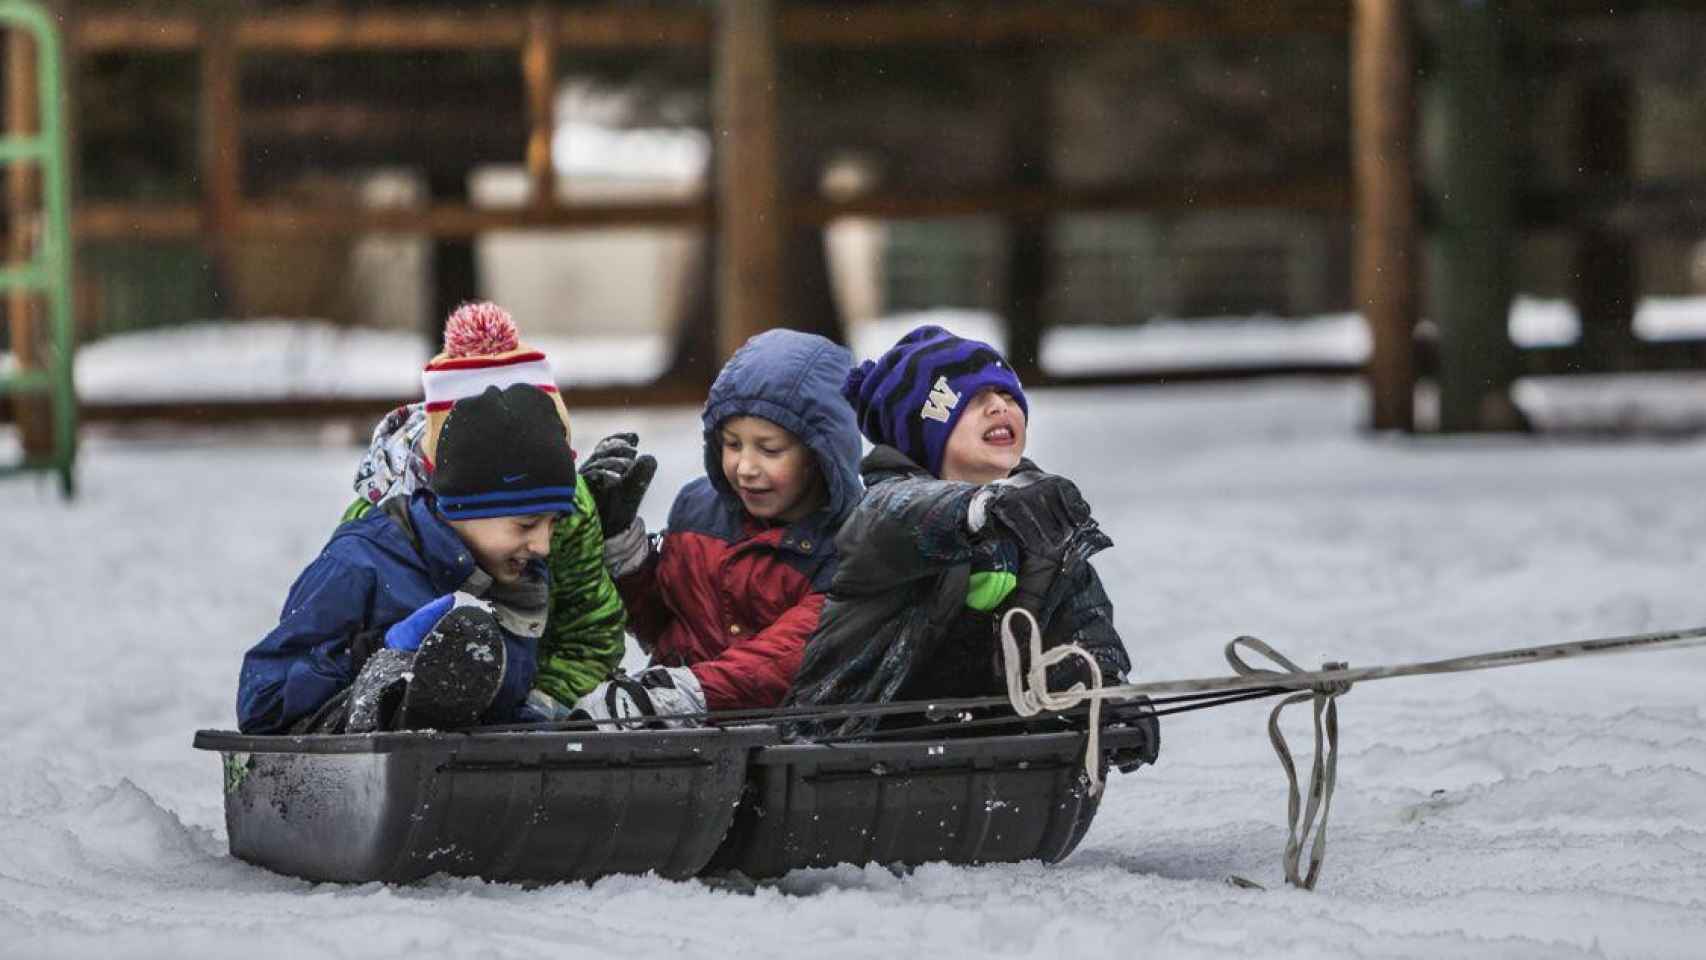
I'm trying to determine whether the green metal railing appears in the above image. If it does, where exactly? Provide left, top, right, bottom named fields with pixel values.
left=0, top=0, right=75, bottom=497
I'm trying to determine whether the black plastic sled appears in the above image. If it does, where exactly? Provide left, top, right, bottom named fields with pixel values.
left=710, top=725, right=1149, bottom=878
left=197, top=722, right=1144, bottom=884
left=194, top=725, right=776, bottom=884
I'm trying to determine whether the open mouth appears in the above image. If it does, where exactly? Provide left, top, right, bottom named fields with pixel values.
left=982, top=424, right=1015, bottom=444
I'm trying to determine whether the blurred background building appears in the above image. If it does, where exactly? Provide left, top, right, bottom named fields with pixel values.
left=6, top=0, right=1706, bottom=476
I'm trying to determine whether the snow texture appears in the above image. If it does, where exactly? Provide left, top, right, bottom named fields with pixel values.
left=4, top=376, right=1706, bottom=959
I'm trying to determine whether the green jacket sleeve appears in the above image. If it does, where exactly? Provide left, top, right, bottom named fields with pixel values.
left=534, top=475, right=628, bottom=704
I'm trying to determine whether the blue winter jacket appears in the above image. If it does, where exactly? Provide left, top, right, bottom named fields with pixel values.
left=237, top=493, right=539, bottom=733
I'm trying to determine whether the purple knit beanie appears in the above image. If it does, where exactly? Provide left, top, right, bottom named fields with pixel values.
left=841, top=324, right=1028, bottom=477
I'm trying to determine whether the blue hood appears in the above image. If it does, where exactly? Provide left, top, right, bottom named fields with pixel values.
left=701, top=329, right=863, bottom=525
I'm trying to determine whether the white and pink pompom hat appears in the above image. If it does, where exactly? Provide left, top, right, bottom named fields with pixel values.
left=419, top=301, right=572, bottom=470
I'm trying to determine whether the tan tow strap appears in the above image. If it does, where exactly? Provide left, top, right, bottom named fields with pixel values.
left=1225, top=636, right=1351, bottom=890
left=998, top=617, right=1706, bottom=890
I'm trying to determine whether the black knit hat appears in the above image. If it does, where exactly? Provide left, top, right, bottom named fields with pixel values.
left=429, top=384, right=579, bottom=520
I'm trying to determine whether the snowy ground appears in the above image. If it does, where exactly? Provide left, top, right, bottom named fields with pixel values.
left=4, top=378, right=1706, bottom=959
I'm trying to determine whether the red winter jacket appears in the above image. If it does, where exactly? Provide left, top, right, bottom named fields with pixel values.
left=617, top=480, right=838, bottom=709
left=616, top=329, right=864, bottom=710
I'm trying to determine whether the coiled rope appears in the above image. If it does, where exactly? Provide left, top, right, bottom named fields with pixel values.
left=998, top=607, right=1109, bottom=794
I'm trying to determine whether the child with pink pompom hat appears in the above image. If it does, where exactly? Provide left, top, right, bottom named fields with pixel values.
left=230, top=303, right=624, bottom=733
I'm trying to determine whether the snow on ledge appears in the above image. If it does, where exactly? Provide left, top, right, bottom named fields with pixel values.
left=72, top=320, right=668, bottom=402
left=61, top=296, right=1706, bottom=404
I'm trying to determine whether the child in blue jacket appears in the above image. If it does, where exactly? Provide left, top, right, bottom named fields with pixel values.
left=237, top=327, right=582, bottom=735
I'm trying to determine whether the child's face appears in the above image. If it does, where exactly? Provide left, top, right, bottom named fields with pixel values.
left=719, top=416, right=825, bottom=523
left=449, top=512, right=557, bottom=585
left=940, top=387, right=1027, bottom=485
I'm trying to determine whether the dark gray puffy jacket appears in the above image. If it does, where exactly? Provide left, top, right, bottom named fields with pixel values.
left=784, top=445, right=1133, bottom=739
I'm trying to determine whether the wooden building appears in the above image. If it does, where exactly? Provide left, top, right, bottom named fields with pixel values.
left=6, top=1, right=1706, bottom=434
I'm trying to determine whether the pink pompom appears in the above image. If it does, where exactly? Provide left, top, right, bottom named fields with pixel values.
left=443, top=301, right=519, bottom=358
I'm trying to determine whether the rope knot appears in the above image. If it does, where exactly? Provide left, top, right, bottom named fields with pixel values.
left=1316, top=661, right=1353, bottom=697
left=999, top=607, right=1106, bottom=795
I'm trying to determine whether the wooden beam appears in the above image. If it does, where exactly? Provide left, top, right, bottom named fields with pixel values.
left=75, top=202, right=203, bottom=240
left=552, top=7, right=710, bottom=48
left=73, top=201, right=712, bottom=241
left=1352, top=0, right=1416, bottom=432
left=236, top=13, right=525, bottom=52
left=523, top=7, right=558, bottom=212
left=71, top=176, right=1348, bottom=242
left=74, top=13, right=200, bottom=52
left=71, top=4, right=1347, bottom=55
left=779, top=3, right=1348, bottom=47
left=73, top=9, right=712, bottom=53
left=198, top=13, right=241, bottom=314
left=242, top=9, right=714, bottom=51
left=796, top=176, right=1350, bottom=224
left=713, top=0, right=783, bottom=361
left=242, top=202, right=714, bottom=236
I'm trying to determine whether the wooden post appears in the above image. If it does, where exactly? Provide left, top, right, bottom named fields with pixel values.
left=427, top=169, right=478, bottom=340
left=6, top=26, right=49, bottom=453
left=1352, top=0, right=1416, bottom=432
left=523, top=6, right=557, bottom=212
left=199, top=12, right=242, bottom=315
left=1574, top=73, right=1636, bottom=369
left=1005, top=49, right=1051, bottom=381
left=1425, top=0, right=1522, bottom=432
left=713, top=0, right=783, bottom=362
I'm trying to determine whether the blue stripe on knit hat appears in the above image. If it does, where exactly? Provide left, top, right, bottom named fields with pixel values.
left=841, top=324, right=1027, bottom=477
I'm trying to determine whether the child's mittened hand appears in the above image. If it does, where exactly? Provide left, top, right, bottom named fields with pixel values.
left=383, top=592, right=491, bottom=652
left=980, top=474, right=1094, bottom=557
left=571, top=666, right=706, bottom=729
left=578, top=432, right=659, bottom=537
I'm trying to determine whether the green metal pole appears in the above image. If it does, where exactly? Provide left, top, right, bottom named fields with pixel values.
left=0, top=0, right=76, bottom=496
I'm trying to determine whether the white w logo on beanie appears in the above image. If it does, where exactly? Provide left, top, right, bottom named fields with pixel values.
left=919, top=375, right=962, bottom=423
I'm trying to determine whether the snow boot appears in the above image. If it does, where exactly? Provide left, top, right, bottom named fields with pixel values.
left=345, top=647, right=414, bottom=733
left=399, top=606, right=507, bottom=730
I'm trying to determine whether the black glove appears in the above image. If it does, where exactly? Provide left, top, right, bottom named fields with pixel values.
left=577, top=432, right=658, bottom=537
left=979, top=474, right=1093, bottom=559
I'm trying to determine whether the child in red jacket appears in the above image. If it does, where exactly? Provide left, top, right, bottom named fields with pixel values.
left=570, top=329, right=862, bottom=724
